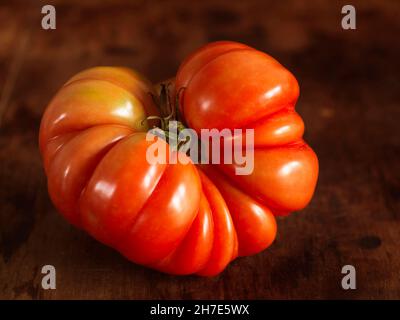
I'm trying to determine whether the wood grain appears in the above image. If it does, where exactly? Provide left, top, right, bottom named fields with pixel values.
left=1, top=0, right=399, bottom=299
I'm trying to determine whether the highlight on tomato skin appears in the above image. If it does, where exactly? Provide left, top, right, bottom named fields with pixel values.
left=39, top=40, right=319, bottom=276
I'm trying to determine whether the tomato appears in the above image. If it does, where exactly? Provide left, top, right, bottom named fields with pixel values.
left=39, top=41, right=318, bottom=276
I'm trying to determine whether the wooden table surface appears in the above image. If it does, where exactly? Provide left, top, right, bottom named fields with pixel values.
left=1, top=0, right=399, bottom=299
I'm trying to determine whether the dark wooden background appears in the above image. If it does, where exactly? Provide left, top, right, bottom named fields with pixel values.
left=0, top=0, right=399, bottom=299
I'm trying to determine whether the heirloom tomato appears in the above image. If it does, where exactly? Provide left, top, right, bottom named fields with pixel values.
left=39, top=41, right=318, bottom=276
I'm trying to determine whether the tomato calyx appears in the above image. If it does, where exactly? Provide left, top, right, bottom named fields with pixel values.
left=144, top=84, right=189, bottom=148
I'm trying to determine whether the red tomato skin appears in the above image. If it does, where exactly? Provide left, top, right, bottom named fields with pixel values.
left=46, top=125, right=133, bottom=228
left=200, top=165, right=277, bottom=257
left=150, top=193, right=214, bottom=275
left=177, top=41, right=250, bottom=90
left=196, top=170, right=238, bottom=276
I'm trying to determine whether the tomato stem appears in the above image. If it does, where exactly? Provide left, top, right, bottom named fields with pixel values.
left=144, top=84, right=189, bottom=147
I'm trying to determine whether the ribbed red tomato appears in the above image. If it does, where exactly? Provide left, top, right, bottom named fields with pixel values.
left=39, top=41, right=318, bottom=276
